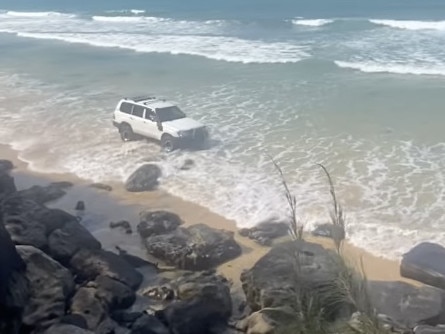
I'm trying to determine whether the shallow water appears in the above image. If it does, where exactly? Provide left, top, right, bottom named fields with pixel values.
left=0, top=0, right=445, bottom=258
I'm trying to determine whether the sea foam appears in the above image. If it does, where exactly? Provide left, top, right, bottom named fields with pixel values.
left=370, top=19, right=445, bottom=31
left=335, top=60, right=445, bottom=76
left=292, top=18, right=334, bottom=27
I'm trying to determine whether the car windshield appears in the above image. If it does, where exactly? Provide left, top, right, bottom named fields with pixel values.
left=156, top=106, right=186, bottom=122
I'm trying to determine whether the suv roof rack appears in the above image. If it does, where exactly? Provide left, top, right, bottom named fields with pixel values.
left=126, top=95, right=157, bottom=102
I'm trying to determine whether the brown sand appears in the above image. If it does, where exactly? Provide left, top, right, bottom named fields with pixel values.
left=0, top=144, right=418, bottom=287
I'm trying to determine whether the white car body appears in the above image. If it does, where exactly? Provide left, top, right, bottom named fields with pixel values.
left=112, top=96, right=209, bottom=151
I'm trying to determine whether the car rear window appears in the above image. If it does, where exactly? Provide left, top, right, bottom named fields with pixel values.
left=120, top=102, right=133, bottom=114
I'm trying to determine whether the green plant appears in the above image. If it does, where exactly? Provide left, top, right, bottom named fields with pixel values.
left=317, top=164, right=346, bottom=253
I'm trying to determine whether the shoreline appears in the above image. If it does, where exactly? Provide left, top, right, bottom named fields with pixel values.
left=0, top=143, right=417, bottom=285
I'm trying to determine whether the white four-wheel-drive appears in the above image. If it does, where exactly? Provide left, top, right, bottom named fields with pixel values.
left=112, top=96, right=209, bottom=152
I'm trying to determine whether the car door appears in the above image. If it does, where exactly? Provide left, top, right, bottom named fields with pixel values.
left=130, top=104, right=145, bottom=135
left=142, top=108, right=162, bottom=140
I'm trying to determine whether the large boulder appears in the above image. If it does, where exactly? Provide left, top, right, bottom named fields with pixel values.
left=94, top=275, right=136, bottom=310
left=368, top=281, right=445, bottom=328
left=0, top=159, right=14, bottom=173
left=125, top=164, right=161, bottom=192
left=70, top=248, right=143, bottom=289
left=48, top=220, right=101, bottom=264
left=44, top=324, right=94, bottom=334
left=137, top=210, right=183, bottom=238
left=142, top=223, right=242, bottom=270
left=401, top=242, right=445, bottom=289
left=157, top=271, right=232, bottom=334
left=0, top=220, right=28, bottom=334
left=70, top=287, right=107, bottom=331
left=130, top=314, right=170, bottom=334
left=0, top=171, right=16, bottom=197
left=240, top=240, right=350, bottom=332
left=14, top=182, right=71, bottom=204
left=17, top=245, right=75, bottom=331
left=1, top=197, right=75, bottom=250
left=239, top=220, right=289, bottom=246
left=312, top=223, right=346, bottom=241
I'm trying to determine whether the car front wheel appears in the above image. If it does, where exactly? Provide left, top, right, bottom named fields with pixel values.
left=119, top=124, right=135, bottom=142
left=161, top=134, right=176, bottom=152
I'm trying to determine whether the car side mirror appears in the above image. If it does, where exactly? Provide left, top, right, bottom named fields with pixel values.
left=157, top=119, right=163, bottom=131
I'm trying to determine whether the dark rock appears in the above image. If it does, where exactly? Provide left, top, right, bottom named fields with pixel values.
left=111, top=311, right=143, bottom=327
left=179, top=159, right=195, bottom=171
left=96, top=318, right=131, bottom=334
left=115, top=246, right=157, bottom=269
left=70, top=248, right=143, bottom=289
left=0, top=171, right=16, bottom=197
left=94, top=275, right=136, bottom=310
left=89, top=183, right=113, bottom=192
left=44, top=324, right=94, bottom=334
left=142, top=223, right=241, bottom=270
left=0, top=220, right=28, bottom=334
left=137, top=210, right=182, bottom=238
left=368, top=281, right=445, bottom=328
left=130, top=314, right=169, bottom=334
left=48, top=220, right=101, bottom=264
left=241, top=240, right=349, bottom=328
left=17, top=245, right=75, bottom=331
left=238, top=220, right=289, bottom=246
left=0, top=159, right=14, bottom=173
left=60, top=314, right=88, bottom=329
left=70, top=287, right=106, bottom=330
left=401, top=242, right=445, bottom=289
left=39, top=208, right=79, bottom=234
left=414, top=325, right=445, bottom=334
left=15, top=184, right=67, bottom=204
left=75, top=201, right=85, bottom=211
left=110, top=220, right=132, bottom=234
left=2, top=199, right=81, bottom=250
left=158, top=272, right=232, bottom=334
left=125, top=164, right=161, bottom=192
left=312, top=223, right=346, bottom=241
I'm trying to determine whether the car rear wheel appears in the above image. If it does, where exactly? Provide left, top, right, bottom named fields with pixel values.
left=161, top=134, right=176, bottom=152
left=119, top=124, right=135, bottom=142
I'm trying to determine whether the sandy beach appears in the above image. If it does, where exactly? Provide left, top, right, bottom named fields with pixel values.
left=0, top=143, right=417, bottom=287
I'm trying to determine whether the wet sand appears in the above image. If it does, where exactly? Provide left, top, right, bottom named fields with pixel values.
left=0, top=143, right=418, bottom=287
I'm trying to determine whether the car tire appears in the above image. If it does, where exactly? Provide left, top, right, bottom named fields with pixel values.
left=161, top=134, right=176, bottom=153
left=119, top=123, right=135, bottom=142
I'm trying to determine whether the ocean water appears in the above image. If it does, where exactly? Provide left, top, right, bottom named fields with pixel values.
left=0, top=0, right=445, bottom=259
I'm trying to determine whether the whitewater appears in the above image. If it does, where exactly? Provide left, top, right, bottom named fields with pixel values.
left=0, top=2, right=445, bottom=261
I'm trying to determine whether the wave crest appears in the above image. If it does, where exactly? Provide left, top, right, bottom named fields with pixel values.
left=6, top=11, right=75, bottom=18
left=292, top=18, right=334, bottom=27
left=370, top=19, right=445, bottom=31
left=335, top=60, right=445, bottom=76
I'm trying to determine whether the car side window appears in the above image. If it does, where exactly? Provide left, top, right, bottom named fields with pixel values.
left=145, top=109, right=156, bottom=121
left=132, top=105, right=144, bottom=118
left=120, top=102, right=133, bottom=114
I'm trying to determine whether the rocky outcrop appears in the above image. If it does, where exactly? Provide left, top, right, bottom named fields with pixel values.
left=368, top=281, right=445, bottom=328
left=312, top=223, right=346, bottom=241
left=0, top=159, right=14, bottom=173
left=239, top=220, right=289, bottom=246
left=130, top=314, right=170, bottom=334
left=109, top=220, right=132, bottom=234
left=137, top=210, right=183, bottom=238
left=0, top=171, right=16, bottom=197
left=70, top=287, right=107, bottom=331
left=17, top=245, right=75, bottom=332
left=14, top=182, right=72, bottom=205
left=125, top=164, right=161, bottom=192
left=401, top=242, right=445, bottom=289
left=157, top=271, right=232, bottom=334
left=70, top=248, right=143, bottom=289
left=44, top=324, right=94, bottom=334
left=49, top=220, right=101, bottom=264
left=140, top=222, right=242, bottom=270
left=0, top=218, right=28, bottom=334
left=240, top=241, right=350, bottom=332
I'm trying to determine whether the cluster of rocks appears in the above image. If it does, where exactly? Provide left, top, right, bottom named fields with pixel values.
left=0, top=160, right=240, bottom=334
left=3, top=158, right=445, bottom=334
